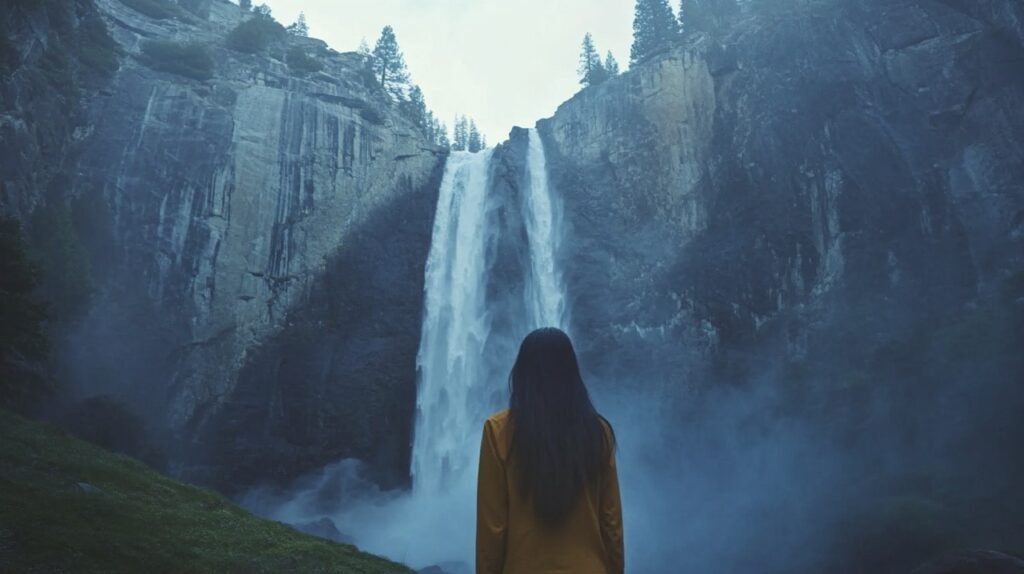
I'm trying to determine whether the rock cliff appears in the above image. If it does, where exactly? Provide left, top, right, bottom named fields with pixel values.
left=536, top=0, right=1024, bottom=389
left=524, top=3, right=1024, bottom=569
left=4, top=0, right=1023, bottom=509
left=1, top=0, right=444, bottom=490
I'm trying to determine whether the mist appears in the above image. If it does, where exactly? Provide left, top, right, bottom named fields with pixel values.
left=3, top=0, right=1021, bottom=571
left=242, top=329, right=1022, bottom=573
left=238, top=122, right=1023, bottom=573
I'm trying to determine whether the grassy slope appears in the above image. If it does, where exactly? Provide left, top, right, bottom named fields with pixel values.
left=0, top=410, right=412, bottom=574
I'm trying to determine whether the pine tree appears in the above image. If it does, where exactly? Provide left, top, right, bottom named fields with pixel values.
left=480, top=134, right=487, bottom=150
left=254, top=3, right=272, bottom=17
left=467, top=120, right=482, bottom=153
left=239, top=0, right=252, bottom=10
left=578, top=33, right=609, bottom=87
left=605, top=51, right=620, bottom=75
left=452, top=115, right=468, bottom=151
left=372, top=25, right=410, bottom=99
left=425, top=114, right=443, bottom=144
left=631, top=0, right=680, bottom=65
left=425, top=111, right=436, bottom=140
left=287, top=12, right=308, bottom=36
left=403, top=84, right=428, bottom=132
left=437, top=121, right=451, bottom=148
left=679, top=0, right=737, bottom=34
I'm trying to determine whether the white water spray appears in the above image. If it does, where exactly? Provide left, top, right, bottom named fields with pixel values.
left=411, top=130, right=567, bottom=502
left=411, top=149, right=496, bottom=495
left=251, top=131, right=568, bottom=571
left=523, top=129, right=568, bottom=329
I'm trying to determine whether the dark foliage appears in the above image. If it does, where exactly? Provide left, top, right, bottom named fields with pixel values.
left=679, top=0, right=740, bottom=34
left=285, top=12, right=308, bottom=37
left=76, top=16, right=120, bottom=77
left=579, top=33, right=609, bottom=87
left=54, top=395, right=167, bottom=471
left=117, top=0, right=178, bottom=20
left=0, top=411, right=413, bottom=573
left=631, top=0, right=681, bottom=64
left=0, top=218, right=49, bottom=407
left=286, top=46, right=322, bottom=75
left=29, top=202, right=94, bottom=322
left=372, top=25, right=409, bottom=98
left=226, top=14, right=285, bottom=54
left=140, top=40, right=214, bottom=81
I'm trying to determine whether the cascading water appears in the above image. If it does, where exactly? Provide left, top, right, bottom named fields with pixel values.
left=411, top=148, right=497, bottom=494
left=412, top=129, right=567, bottom=499
left=523, top=129, right=568, bottom=329
left=253, top=129, right=568, bottom=571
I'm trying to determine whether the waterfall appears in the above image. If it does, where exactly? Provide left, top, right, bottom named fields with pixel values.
left=523, top=128, right=567, bottom=329
left=411, top=130, right=567, bottom=499
left=411, top=149, right=496, bottom=494
left=257, top=130, right=568, bottom=571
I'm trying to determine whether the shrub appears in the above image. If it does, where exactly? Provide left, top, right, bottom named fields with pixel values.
left=76, top=16, right=120, bottom=77
left=226, top=15, right=285, bottom=54
left=140, top=40, right=214, bottom=81
left=29, top=202, right=94, bottom=322
left=0, top=218, right=50, bottom=409
left=54, top=395, right=167, bottom=471
left=117, top=0, right=178, bottom=20
left=287, top=45, right=322, bottom=75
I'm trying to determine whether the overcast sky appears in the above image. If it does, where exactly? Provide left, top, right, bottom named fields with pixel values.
left=259, top=0, right=638, bottom=144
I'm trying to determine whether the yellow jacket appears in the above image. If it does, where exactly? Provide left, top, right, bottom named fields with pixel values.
left=476, top=409, right=625, bottom=574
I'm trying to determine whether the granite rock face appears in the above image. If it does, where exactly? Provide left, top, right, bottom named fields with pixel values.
left=536, top=0, right=1024, bottom=388
left=2, top=0, right=444, bottom=490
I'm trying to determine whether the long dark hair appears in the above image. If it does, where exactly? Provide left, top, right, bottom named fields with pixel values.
left=508, top=327, right=614, bottom=525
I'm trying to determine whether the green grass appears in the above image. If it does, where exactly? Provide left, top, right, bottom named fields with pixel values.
left=0, top=410, right=412, bottom=573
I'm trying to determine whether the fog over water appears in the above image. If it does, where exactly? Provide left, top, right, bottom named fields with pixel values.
left=240, top=126, right=1022, bottom=574
left=241, top=78, right=1024, bottom=572
left=246, top=129, right=574, bottom=571
left=4, top=0, right=1022, bottom=571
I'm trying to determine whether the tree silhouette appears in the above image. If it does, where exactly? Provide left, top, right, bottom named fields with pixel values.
left=578, top=33, right=609, bottom=87
left=287, top=12, right=308, bottom=36
left=372, top=25, right=410, bottom=99
left=605, top=51, right=621, bottom=75
left=631, top=0, right=680, bottom=65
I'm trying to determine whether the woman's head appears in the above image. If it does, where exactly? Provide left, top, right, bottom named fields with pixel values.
left=508, top=327, right=612, bottom=525
left=509, top=327, right=586, bottom=412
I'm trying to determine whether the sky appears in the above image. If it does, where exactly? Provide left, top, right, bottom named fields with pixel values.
left=258, top=0, right=638, bottom=144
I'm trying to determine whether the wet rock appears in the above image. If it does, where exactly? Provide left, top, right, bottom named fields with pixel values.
left=533, top=0, right=1024, bottom=386
left=417, top=562, right=471, bottom=574
left=0, top=0, right=443, bottom=493
left=289, top=517, right=353, bottom=544
left=76, top=482, right=101, bottom=494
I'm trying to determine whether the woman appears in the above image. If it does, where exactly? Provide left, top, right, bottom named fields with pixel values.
left=476, top=327, right=624, bottom=574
